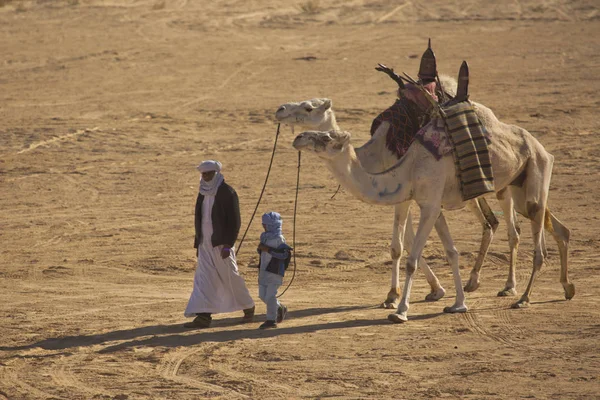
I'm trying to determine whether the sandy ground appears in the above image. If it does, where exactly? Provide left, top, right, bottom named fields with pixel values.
left=1, top=0, right=599, bottom=399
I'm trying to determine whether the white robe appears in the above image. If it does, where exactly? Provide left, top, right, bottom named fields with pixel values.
left=184, top=195, right=254, bottom=317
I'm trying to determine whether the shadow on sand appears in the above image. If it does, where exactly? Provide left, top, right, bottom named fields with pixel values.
left=1, top=304, right=446, bottom=354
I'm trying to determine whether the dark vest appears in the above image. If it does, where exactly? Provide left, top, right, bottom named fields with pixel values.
left=194, top=182, right=241, bottom=249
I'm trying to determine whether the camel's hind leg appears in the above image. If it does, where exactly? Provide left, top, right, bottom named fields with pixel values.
left=545, top=208, right=575, bottom=300
left=496, top=188, right=520, bottom=297
left=464, top=197, right=499, bottom=292
left=384, top=204, right=446, bottom=309
left=512, top=153, right=554, bottom=309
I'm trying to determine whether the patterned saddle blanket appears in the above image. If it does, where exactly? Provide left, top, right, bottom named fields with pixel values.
left=416, top=102, right=495, bottom=201
left=370, top=98, right=423, bottom=159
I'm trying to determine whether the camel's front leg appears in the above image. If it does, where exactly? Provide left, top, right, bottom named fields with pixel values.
left=383, top=202, right=411, bottom=309
left=464, top=197, right=499, bottom=292
left=434, top=212, right=467, bottom=313
left=388, top=204, right=441, bottom=324
left=384, top=204, right=446, bottom=308
left=404, top=212, right=446, bottom=302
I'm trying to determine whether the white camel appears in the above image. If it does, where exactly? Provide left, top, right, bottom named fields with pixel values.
left=291, top=83, right=574, bottom=322
left=275, top=88, right=500, bottom=308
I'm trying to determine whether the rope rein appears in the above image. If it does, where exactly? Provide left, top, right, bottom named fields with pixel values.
left=330, top=184, right=341, bottom=200
left=234, top=123, right=300, bottom=298
left=235, top=123, right=281, bottom=255
left=277, top=150, right=300, bottom=298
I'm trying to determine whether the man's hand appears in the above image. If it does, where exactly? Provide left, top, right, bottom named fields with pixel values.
left=257, top=244, right=270, bottom=252
left=220, top=247, right=231, bottom=259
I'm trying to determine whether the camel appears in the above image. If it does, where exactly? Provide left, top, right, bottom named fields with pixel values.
left=291, top=71, right=574, bottom=322
left=275, top=85, right=500, bottom=309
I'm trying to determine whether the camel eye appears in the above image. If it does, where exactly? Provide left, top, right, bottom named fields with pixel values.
left=305, top=107, right=313, bottom=113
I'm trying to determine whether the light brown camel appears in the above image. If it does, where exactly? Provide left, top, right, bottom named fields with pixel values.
left=291, top=70, right=574, bottom=322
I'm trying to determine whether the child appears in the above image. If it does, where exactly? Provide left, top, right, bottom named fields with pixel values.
left=257, top=211, right=292, bottom=329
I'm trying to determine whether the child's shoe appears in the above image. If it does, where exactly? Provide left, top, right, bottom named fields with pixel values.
left=277, top=304, right=288, bottom=323
left=259, top=320, right=277, bottom=329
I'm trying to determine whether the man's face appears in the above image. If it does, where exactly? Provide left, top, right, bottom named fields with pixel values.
left=201, top=171, right=216, bottom=182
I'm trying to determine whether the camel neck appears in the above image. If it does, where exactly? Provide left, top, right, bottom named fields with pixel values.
left=325, top=145, right=413, bottom=205
left=318, top=112, right=340, bottom=131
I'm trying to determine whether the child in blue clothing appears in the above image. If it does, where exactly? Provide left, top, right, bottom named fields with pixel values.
left=257, top=211, right=292, bottom=329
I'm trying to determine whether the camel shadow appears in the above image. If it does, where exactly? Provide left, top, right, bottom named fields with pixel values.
left=0, top=304, right=383, bottom=353
left=530, top=299, right=568, bottom=305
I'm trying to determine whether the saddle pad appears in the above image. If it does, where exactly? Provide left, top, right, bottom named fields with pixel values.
left=443, top=102, right=494, bottom=201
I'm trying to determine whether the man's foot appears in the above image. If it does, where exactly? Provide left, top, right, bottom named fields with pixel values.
left=183, top=314, right=212, bottom=329
left=242, top=306, right=255, bottom=323
left=277, top=304, right=288, bottom=323
left=259, top=320, right=277, bottom=330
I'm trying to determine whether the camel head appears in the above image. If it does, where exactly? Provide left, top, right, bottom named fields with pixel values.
left=275, top=98, right=333, bottom=129
left=292, top=130, right=351, bottom=158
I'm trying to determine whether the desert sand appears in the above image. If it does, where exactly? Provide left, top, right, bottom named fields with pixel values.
left=1, top=0, right=599, bottom=399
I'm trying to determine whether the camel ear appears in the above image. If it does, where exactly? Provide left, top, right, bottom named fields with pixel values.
left=319, top=99, right=332, bottom=110
left=331, top=130, right=350, bottom=142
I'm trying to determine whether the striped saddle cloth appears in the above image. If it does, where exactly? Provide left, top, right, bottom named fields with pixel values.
left=442, top=102, right=494, bottom=201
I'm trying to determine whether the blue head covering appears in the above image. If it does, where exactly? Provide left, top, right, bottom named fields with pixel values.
left=261, top=211, right=283, bottom=242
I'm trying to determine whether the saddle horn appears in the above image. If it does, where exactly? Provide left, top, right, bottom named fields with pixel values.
left=444, top=61, right=470, bottom=107
left=417, top=38, right=437, bottom=84
left=456, top=61, right=469, bottom=101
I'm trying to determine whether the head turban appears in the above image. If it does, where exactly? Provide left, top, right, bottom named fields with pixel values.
left=197, top=160, right=224, bottom=196
left=261, top=211, right=283, bottom=242
left=197, top=160, right=222, bottom=173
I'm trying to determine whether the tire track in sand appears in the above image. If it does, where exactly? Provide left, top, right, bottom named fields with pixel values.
left=206, top=342, right=302, bottom=396
left=157, top=345, right=250, bottom=398
left=48, top=353, right=106, bottom=398
left=458, top=298, right=561, bottom=356
left=16, top=128, right=100, bottom=155
left=1, top=360, right=57, bottom=399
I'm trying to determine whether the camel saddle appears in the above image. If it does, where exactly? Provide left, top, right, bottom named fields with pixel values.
left=370, top=97, right=424, bottom=159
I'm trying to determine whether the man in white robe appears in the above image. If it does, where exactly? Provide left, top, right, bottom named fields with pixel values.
left=184, top=160, right=255, bottom=328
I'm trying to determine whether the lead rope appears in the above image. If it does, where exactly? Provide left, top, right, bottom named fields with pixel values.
left=277, top=150, right=300, bottom=298
left=235, top=123, right=280, bottom=256
left=330, top=184, right=341, bottom=199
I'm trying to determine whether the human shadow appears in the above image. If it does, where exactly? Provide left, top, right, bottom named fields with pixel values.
left=0, top=304, right=378, bottom=353
left=97, top=315, right=417, bottom=354
left=97, top=310, right=446, bottom=353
